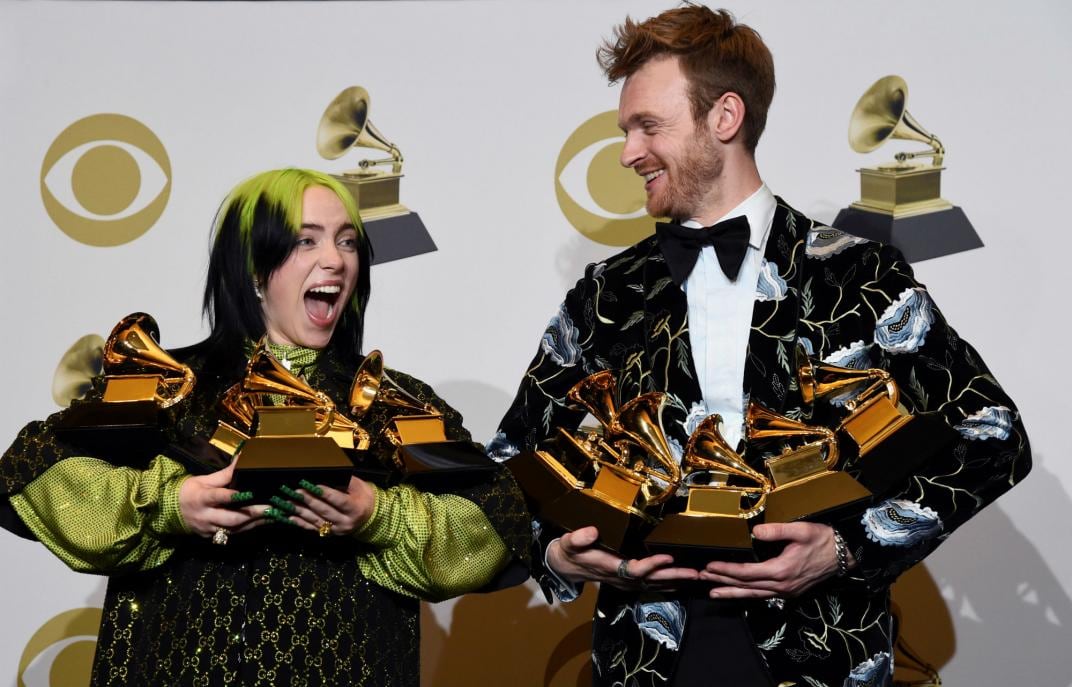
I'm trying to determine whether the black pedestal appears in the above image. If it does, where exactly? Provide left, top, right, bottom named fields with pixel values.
left=365, top=212, right=437, bottom=265
left=833, top=206, right=983, bottom=263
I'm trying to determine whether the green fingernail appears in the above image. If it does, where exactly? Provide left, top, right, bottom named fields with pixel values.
left=299, top=479, right=324, bottom=496
left=265, top=508, right=297, bottom=526
left=279, top=485, right=304, bottom=502
left=269, top=496, right=297, bottom=513
left=230, top=491, right=254, bottom=503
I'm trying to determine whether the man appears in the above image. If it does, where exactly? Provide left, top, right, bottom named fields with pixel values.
left=491, top=5, right=1030, bottom=687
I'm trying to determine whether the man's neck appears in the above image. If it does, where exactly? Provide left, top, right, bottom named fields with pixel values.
left=689, top=156, right=763, bottom=226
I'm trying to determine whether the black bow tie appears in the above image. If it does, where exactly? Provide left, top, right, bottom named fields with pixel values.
left=656, top=215, right=751, bottom=286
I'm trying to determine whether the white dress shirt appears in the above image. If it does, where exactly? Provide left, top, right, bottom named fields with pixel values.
left=682, top=184, right=776, bottom=449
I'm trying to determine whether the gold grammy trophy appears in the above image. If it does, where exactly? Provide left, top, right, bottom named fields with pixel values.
left=797, top=348, right=958, bottom=496
left=508, top=371, right=680, bottom=553
left=644, top=415, right=768, bottom=564
left=348, top=350, right=495, bottom=478
left=226, top=341, right=364, bottom=498
left=833, top=75, right=981, bottom=261
left=745, top=402, right=871, bottom=524
left=56, top=313, right=195, bottom=464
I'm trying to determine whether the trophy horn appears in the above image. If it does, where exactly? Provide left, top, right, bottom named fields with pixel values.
left=51, top=333, right=105, bottom=407
left=684, top=414, right=767, bottom=489
left=316, top=86, right=403, bottom=174
left=102, top=313, right=195, bottom=408
left=849, top=75, right=944, bottom=166
left=611, top=392, right=682, bottom=505
left=797, top=347, right=900, bottom=410
left=746, top=402, right=839, bottom=470
left=566, top=371, right=619, bottom=429
left=348, top=349, right=436, bottom=418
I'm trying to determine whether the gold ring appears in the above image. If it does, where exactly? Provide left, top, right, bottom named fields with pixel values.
left=318, top=522, right=333, bottom=537
left=212, top=527, right=230, bottom=546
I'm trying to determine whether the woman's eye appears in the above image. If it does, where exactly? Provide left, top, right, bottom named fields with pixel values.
left=295, top=237, right=315, bottom=247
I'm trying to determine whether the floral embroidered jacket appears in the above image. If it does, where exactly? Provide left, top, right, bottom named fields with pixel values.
left=491, top=198, right=1030, bottom=687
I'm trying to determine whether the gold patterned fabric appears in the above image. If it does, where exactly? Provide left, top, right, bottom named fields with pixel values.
left=10, top=455, right=188, bottom=572
left=0, top=344, right=531, bottom=686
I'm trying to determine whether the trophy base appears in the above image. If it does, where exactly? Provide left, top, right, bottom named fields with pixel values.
left=399, top=441, right=498, bottom=479
left=165, top=435, right=231, bottom=474
left=645, top=513, right=755, bottom=567
left=850, top=413, right=959, bottom=497
left=761, top=471, right=872, bottom=524
left=833, top=205, right=982, bottom=263
left=234, top=436, right=355, bottom=502
left=55, top=400, right=164, bottom=466
left=507, top=450, right=584, bottom=511
left=542, top=488, right=653, bottom=554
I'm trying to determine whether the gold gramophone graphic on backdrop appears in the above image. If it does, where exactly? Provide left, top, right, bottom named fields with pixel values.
left=797, top=346, right=958, bottom=496
left=644, top=414, right=767, bottom=563
left=56, top=313, right=195, bottom=462
left=508, top=371, right=681, bottom=553
left=833, top=75, right=982, bottom=261
left=317, top=85, right=408, bottom=222
left=745, top=402, right=871, bottom=523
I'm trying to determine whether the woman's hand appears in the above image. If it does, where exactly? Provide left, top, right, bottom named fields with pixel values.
left=267, top=476, right=376, bottom=537
left=178, top=459, right=263, bottom=539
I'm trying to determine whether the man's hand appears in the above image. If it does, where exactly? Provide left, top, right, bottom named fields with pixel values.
left=546, top=526, right=700, bottom=591
left=699, top=522, right=853, bottom=599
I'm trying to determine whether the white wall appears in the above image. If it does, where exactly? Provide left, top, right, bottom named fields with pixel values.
left=1, top=1, right=1069, bottom=684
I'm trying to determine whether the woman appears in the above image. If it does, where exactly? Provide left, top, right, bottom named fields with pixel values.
left=0, top=168, right=529, bottom=685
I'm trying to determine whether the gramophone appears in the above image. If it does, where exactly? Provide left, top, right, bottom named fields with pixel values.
left=745, top=402, right=871, bottom=524
left=797, top=347, right=958, bottom=496
left=833, top=75, right=982, bottom=261
left=56, top=313, right=195, bottom=463
left=317, top=86, right=435, bottom=264
left=348, top=349, right=495, bottom=479
left=508, top=371, right=679, bottom=553
left=225, top=341, right=366, bottom=499
left=644, top=414, right=767, bottom=564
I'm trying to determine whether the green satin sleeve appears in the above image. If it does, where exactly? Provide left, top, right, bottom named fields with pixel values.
left=9, top=455, right=190, bottom=574
left=354, top=483, right=510, bottom=602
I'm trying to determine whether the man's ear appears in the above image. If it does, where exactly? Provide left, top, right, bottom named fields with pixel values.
left=707, top=92, right=746, bottom=144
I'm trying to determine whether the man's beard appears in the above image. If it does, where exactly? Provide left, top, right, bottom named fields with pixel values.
left=647, top=129, right=723, bottom=221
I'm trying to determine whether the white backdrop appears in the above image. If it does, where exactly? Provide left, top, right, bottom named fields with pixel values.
left=1, top=1, right=1069, bottom=684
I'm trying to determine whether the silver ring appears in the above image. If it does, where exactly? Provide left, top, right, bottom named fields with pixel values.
left=616, top=559, right=634, bottom=581
left=212, top=527, right=230, bottom=546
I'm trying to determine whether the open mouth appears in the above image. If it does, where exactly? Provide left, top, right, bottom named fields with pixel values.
left=304, top=284, right=343, bottom=326
left=643, top=169, right=665, bottom=190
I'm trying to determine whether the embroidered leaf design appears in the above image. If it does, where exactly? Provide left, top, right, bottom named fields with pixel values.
left=647, top=276, right=673, bottom=300
left=607, top=253, right=633, bottom=270
left=801, top=277, right=814, bottom=317
left=674, top=338, right=692, bottom=376
left=908, top=367, right=930, bottom=410
left=839, top=263, right=857, bottom=287
left=787, top=210, right=797, bottom=237
left=620, top=310, right=645, bottom=331
left=594, top=356, right=611, bottom=371
left=823, top=267, right=838, bottom=288
left=776, top=340, right=790, bottom=373
left=624, top=256, right=646, bottom=275
left=827, top=595, right=842, bottom=625
left=541, top=401, right=554, bottom=433
left=756, top=624, right=786, bottom=650
left=802, top=677, right=830, bottom=687
left=626, top=283, right=644, bottom=294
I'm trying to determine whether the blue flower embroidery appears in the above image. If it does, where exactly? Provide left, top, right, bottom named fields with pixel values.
left=806, top=227, right=868, bottom=260
left=875, top=288, right=935, bottom=354
left=540, top=304, right=582, bottom=367
left=632, top=600, right=685, bottom=650
left=846, top=651, right=892, bottom=686
left=823, top=340, right=873, bottom=370
left=682, top=402, right=708, bottom=436
left=486, top=430, right=520, bottom=461
left=862, top=499, right=942, bottom=547
left=955, top=406, right=1013, bottom=441
left=756, top=260, right=788, bottom=302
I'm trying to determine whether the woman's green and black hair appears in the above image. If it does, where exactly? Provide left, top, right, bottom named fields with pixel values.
left=202, top=168, right=372, bottom=371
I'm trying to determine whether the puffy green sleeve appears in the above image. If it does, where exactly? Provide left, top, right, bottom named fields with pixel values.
left=354, top=483, right=510, bottom=602
left=9, top=454, right=190, bottom=573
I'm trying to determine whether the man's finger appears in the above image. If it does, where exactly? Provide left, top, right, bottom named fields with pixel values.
left=561, top=526, right=600, bottom=552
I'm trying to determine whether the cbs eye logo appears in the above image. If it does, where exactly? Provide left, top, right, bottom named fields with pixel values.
left=40, top=114, right=171, bottom=247
left=554, top=110, right=652, bottom=247
left=17, top=607, right=101, bottom=687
